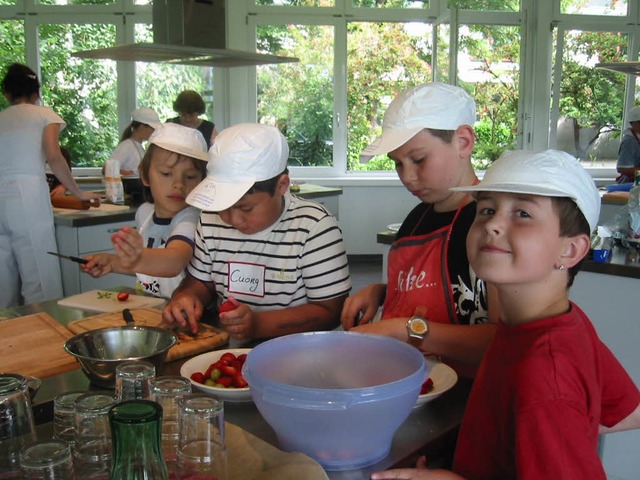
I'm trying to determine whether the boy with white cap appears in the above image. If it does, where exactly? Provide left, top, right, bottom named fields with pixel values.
left=616, top=105, right=640, bottom=183
left=162, top=123, right=351, bottom=342
left=372, top=150, right=640, bottom=480
left=83, top=123, right=208, bottom=298
left=342, top=82, right=497, bottom=377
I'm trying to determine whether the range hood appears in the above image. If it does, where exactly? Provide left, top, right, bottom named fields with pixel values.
left=595, top=62, right=640, bottom=76
left=72, top=0, right=298, bottom=68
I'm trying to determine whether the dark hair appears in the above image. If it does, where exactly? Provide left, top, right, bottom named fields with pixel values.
left=139, top=144, right=207, bottom=203
left=426, top=128, right=455, bottom=143
left=120, top=121, right=146, bottom=142
left=2, top=63, right=40, bottom=100
left=173, top=90, right=206, bottom=115
left=551, top=197, right=591, bottom=288
left=246, top=168, right=289, bottom=196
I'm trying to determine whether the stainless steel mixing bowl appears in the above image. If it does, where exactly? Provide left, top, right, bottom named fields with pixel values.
left=64, top=326, right=177, bottom=388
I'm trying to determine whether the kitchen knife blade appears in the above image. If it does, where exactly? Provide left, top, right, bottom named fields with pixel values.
left=47, top=251, right=89, bottom=265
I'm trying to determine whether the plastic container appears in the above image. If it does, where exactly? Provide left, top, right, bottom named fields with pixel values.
left=242, top=331, right=427, bottom=471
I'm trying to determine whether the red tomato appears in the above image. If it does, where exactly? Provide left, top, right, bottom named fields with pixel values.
left=218, top=300, right=235, bottom=313
left=220, top=364, right=239, bottom=377
left=217, top=376, right=233, bottom=388
left=190, top=372, right=205, bottom=384
left=420, top=378, right=434, bottom=395
left=219, top=352, right=237, bottom=365
left=233, top=374, right=248, bottom=389
left=117, top=292, right=129, bottom=302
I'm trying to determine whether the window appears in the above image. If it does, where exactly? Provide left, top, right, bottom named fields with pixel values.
left=38, top=22, right=117, bottom=166
left=0, top=19, right=25, bottom=111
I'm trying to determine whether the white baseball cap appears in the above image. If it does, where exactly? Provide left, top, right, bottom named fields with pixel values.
left=362, top=82, right=477, bottom=156
left=628, top=106, right=640, bottom=123
left=186, top=123, right=289, bottom=211
left=148, top=123, right=208, bottom=162
left=451, top=149, right=600, bottom=233
left=131, top=107, right=161, bottom=127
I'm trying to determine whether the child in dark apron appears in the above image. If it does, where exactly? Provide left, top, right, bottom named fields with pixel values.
left=341, top=83, right=498, bottom=378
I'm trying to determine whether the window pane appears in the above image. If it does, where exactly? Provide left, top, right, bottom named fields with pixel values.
left=39, top=23, right=117, bottom=167
left=257, top=24, right=334, bottom=168
left=0, top=19, right=25, bottom=110
left=553, top=30, right=628, bottom=167
left=134, top=24, right=214, bottom=126
left=560, top=0, right=628, bottom=16
left=450, top=0, right=519, bottom=12
left=0, top=0, right=17, bottom=5
left=458, top=24, right=520, bottom=167
left=348, top=21, right=434, bottom=171
left=255, top=0, right=334, bottom=6
left=352, top=0, right=429, bottom=8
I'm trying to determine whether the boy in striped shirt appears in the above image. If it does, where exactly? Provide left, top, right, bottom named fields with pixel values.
left=162, top=123, right=351, bottom=345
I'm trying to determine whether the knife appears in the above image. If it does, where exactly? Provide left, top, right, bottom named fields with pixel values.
left=47, top=251, right=89, bottom=265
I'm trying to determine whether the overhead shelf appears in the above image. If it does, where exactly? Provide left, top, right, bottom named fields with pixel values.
left=72, top=43, right=298, bottom=68
left=595, top=62, right=640, bottom=76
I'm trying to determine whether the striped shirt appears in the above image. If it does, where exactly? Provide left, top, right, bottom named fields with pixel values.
left=188, top=193, right=351, bottom=309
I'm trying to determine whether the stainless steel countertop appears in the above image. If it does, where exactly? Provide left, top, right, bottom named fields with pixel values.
left=2, top=298, right=469, bottom=479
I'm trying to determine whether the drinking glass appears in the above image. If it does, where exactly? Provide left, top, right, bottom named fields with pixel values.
left=176, top=394, right=227, bottom=480
left=73, top=392, right=117, bottom=480
left=115, top=360, right=156, bottom=401
left=53, top=390, right=85, bottom=446
left=19, top=440, right=74, bottom=480
left=149, top=376, right=192, bottom=473
left=0, top=374, right=37, bottom=478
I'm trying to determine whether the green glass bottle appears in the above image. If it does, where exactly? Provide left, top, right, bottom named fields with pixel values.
left=109, top=400, right=168, bottom=480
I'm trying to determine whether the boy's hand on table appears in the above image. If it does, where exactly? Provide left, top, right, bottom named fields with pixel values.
left=163, top=293, right=204, bottom=335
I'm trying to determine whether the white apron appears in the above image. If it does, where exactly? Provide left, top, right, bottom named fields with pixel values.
left=135, top=209, right=184, bottom=299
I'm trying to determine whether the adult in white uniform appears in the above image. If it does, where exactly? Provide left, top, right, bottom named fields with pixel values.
left=0, top=63, right=101, bottom=308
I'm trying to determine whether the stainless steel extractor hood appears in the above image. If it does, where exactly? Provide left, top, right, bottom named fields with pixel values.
left=595, top=62, right=640, bottom=76
left=72, top=0, right=298, bottom=67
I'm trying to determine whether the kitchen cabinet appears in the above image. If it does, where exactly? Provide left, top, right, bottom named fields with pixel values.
left=53, top=206, right=137, bottom=296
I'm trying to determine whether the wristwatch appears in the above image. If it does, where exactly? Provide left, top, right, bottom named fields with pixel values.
left=406, top=315, right=429, bottom=348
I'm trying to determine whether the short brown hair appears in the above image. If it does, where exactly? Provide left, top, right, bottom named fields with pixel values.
left=551, top=197, right=590, bottom=288
left=173, top=90, right=206, bottom=115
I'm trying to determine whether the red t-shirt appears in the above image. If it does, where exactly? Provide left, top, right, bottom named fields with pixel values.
left=453, top=302, right=640, bottom=480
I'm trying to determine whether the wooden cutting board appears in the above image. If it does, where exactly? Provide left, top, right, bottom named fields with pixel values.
left=58, top=290, right=166, bottom=313
left=67, top=308, right=229, bottom=362
left=0, top=313, right=78, bottom=379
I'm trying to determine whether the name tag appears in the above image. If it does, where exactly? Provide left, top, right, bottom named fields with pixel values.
left=228, top=262, right=265, bottom=297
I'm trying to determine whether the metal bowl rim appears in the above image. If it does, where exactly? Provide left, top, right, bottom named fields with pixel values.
left=63, top=325, right=177, bottom=362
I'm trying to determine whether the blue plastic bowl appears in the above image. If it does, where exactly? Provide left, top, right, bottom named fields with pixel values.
left=242, top=331, right=428, bottom=471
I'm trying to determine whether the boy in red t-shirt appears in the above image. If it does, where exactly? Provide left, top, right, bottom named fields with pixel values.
left=372, top=149, right=640, bottom=480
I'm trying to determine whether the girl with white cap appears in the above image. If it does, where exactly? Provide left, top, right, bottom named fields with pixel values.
left=82, top=123, right=208, bottom=298
left=341, top=82, right=498, bottom=378
left=107, top=107, right=160, bottom=177
left=0, top=63, right=101, bottom=308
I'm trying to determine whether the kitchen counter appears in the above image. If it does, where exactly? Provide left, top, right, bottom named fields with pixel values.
left=377, top=230, right=640, bottom=280
left=1, top=298, right=469, bottom=479
left=53, top=184, right=344, bottom=296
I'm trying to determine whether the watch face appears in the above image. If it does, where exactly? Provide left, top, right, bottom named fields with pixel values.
left=410, top=318, right=428, bottom=335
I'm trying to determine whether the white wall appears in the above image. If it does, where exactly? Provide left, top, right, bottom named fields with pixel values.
left=330, top=183, right=415, bottom=255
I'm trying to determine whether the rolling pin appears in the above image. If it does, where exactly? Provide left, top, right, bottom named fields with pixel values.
left=51, top=196, right=96, bottom=210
